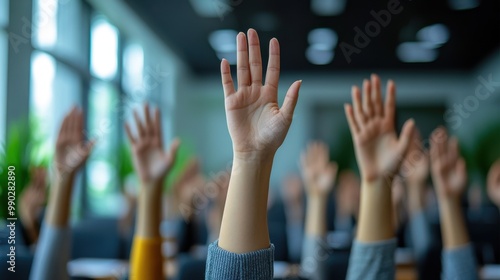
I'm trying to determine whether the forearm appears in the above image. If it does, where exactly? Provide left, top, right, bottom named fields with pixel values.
left=408, top=183, right=426, bottom=215
left=131, top=182, right=164, bottom=280
left=439, top=198, right=469, bottom=249
left=305, top=196, right=328, bottom=237
left=136, top=182, right=163, bottom=238
left=45, top=173, right=75, bottom=227
left=218, top=154, right=273, bottom=253
left=357, top=179, right=394, bottom=242
left=30, top=225, right=70, bottom=280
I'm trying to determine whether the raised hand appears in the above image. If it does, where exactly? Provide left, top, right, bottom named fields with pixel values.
left=487, top=159, right=500, bottom=208
left=20, top=167, right=47, bottom=243
left=55, top=107, right=94, bottom=176
left=125, top=104, right=180, bottom=186
left=344, top=74, right=414, bottom=183
left=403, top=129, right=429, bottom=186
left=221, top=29, right=301, bottom=160
left=300, top=141, right=338, bottom=196
left=429, top=127, right=467, bottom=200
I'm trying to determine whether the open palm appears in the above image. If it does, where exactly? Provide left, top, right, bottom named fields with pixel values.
left=125, top=104, right=179, bottom=186
left=403, top=129, right=430, bottom=185
left=429, top=127, right=467, bottom=199
left=344, top=75, right=414, bottom=183
left=221, top=29, right=301, bottom=157
left=300, top=141, right=338, bottom=196
left=55, top=107, right=94, bottom=176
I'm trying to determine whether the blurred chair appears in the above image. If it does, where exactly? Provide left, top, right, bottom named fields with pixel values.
left=71, top=218, right=122, bottom=260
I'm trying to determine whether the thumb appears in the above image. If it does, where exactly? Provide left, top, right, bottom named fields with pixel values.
left=165, top=138, right=181, bottom=170
left=280, top=80, right=302, bottom=120
left=397, top=119, right=415, bottom=159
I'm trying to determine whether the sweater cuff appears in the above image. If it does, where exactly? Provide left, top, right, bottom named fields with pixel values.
left=442, top=243, right=478, bottom=280
left=346, top=239, right=397, bottom=280
left=205, top=240, right=274, bottom=280
left=130, top=237, right=163, bottom=280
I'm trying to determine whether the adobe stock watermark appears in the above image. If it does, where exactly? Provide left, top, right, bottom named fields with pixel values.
left=52, top=64, right=169, bottom=183
left=178, top=161, right=233, bottom=221
left=444, top=74, right=500, bottom=130
left=9, top=0, right=72, bottom=53
left=340, top=0, right=411, bottom=64
left=212, top=0, right=243, bottom=21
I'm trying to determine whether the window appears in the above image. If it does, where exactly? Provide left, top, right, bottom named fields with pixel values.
left=91, top=17, right=118, bottom=80
left=0, top=0, right=8, bottom=145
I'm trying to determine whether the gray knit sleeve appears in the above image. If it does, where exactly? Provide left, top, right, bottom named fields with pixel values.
left=30, top=224, right=70, bottom=280
left=300, top=236, right=329, bottom=280
left=346, top=239, right=396, bottom=280
left=442, top=244, right=478, bottom=280
left=205, top=240, right=274, bottom=280
left=409, top=210, right=432, bottom=260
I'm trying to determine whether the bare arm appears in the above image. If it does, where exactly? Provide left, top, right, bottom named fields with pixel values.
left=345, top=75, right=414, bottom=242
left=217, top=29, right=301, bottom=253
left=126, top=104, right=179, bottom=280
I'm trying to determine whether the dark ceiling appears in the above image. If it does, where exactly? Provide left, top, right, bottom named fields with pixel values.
left=123, top=0, right=500, bottom=74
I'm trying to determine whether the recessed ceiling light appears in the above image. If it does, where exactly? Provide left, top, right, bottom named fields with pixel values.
left=306, top=45, right=334, bottom=65
left=209, top=30, right=238, bottom=64
left=190, top=0, right=231, bottom=17
left=448, top=0, right=479, bottom=10
left=397, top=42, right=438, bottom=63
left=417, top=24, right=449, bottom=47
left=209, top=29, right=237, bottom=52
left=311, top=0, right=346, bottom=16
left=308, top=28, right=338, bottom=49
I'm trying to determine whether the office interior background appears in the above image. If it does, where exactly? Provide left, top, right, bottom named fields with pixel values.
left=0, top=0, right=499, bottom=279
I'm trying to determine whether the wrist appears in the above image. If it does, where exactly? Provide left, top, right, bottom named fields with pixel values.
left=233, top=150, right=275, bottom=164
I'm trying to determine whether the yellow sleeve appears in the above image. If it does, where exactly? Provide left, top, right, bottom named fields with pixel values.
left=130, top=236, right=164, bottom=280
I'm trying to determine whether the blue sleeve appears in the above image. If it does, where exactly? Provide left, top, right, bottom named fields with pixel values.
left=409, top=210, right=432, bottom=260
left=301, top=235, right=328, bottom=279
left=29, top=224, right=70, bottom=280
left=346, top=239, right=396, bottom=280
left=205, top=240, right=274, bottom=280
left=442, top=244, right=478, bottom=280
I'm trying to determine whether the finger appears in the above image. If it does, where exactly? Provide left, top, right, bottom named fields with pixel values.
left=247, top=29, right=262, bottom=85
left=75, top=108, right=84, bottom=142
left=319, top=142, right=329, bottom=164
left=166, top=138, right=181, bottom=169
left=133, top=109, right=146, bottom=138
left=362, top=79, right=374, bottom=118
left=429, top=129, right=439, bottom=163
left=436, top=127, right=448, bottom=160
left=68, top=107, right=78, bottom=141
left=371, top=74, right=383, bottom=117
left=154, top=108, right=164, bottom=146
left=280, top=80, right=301, bottom=120
left=265, top=38, right=280, bottom=91
left=351, top=86, right=366, bottom=125
left=58, top=110, right=72, bottom=140
left=236, top=32, right=250, bottom=87
left=220, top=59, right=235, bottom=96
left=344, top=104, right=360, bottom=134
left=125, top=123, right=136, bottom=144
left=448, top=137, right=459, bottom=163
left=79, top=138, right=96, bottom=162
left=329, top=162, right=339, bottom=177
left=384, top=80, right=396, bottom=130
left=144, top=104, right=153, bottom=136
left=397, top=119, right=415, bottom=159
